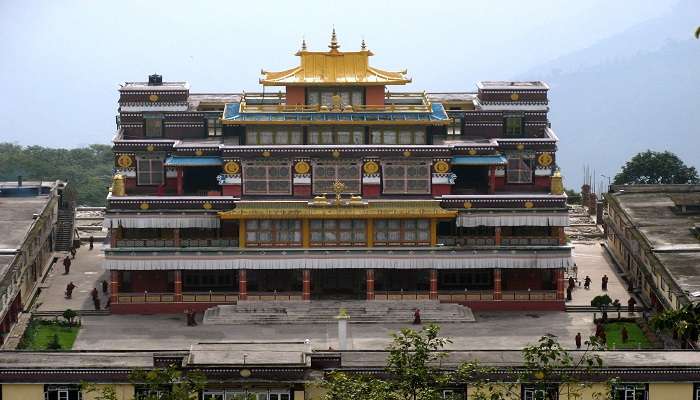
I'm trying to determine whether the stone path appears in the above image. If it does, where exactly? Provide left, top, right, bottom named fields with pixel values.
left=567, top=241, right=632, bottom=307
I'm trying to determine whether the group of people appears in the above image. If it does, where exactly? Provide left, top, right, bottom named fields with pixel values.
left=580, top=274, right=609, bottom=291
left=90, top=280, right=109, bottom=310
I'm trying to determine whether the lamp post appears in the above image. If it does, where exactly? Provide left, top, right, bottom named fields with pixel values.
left=601, top=174, right=611, bottom=193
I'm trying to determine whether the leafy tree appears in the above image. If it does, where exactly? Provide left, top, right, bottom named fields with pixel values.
left=591, top=295, right=613, bottom=322
left=323, top=325, right=611, bottom=400
left=130, top=365, right=207, bottom=400
left=47, top=333, right=61, bottom=350
left=62, top=309, right=78, bottom=326
left=613, top=150, right=698, bottom=185
left=651, top=303, right=700, bottom=349
left=82, top=383, right=118, bottom=400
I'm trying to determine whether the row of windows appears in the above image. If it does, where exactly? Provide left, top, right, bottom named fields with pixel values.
left=242, top=219, right=431, bottom=247
left=244, top=127, right=428, bottom=145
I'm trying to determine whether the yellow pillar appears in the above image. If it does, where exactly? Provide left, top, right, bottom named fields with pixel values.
left=302, top=219, right=310, bottom=248
left=366, top=219, right=374, bottom=247
left=430, top=219, right=437, bottom=246
left=238, top=220, right=246, bottom=248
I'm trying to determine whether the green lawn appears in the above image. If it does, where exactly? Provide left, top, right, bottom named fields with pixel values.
left=604, top=322, right=653, bottom=349
left=19, top=320, right=79, bottom=350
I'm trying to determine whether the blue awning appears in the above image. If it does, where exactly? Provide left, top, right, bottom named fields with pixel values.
left=164, top=156, right=223, bottom=167
left=451, top=155, right=507, bottom=166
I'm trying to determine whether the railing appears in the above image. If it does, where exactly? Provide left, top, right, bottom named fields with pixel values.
left=501, top=237, right=560, bottom=246
left=458, top=237, right=497, bottom=246
left=240, top=102, right=431, bottom=113
left=245, top=291, right=303, bottom=301
left=116, top=292, right=238, bottom=303
left=374, top=291, right=431, bottom=300
left=501, top=290, right=557, bottom=301
left=115, top=239, right=238, bottom=248
left=437, top=291, right=494, bottom=301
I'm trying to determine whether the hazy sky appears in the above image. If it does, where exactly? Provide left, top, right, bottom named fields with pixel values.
left=0, top=1, right=677, bottom=147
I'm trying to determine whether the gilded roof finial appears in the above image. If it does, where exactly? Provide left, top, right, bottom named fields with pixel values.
left=361, top=38, right=367, bottom=50
left=329, top=27, right=340, bottom=52
left=301, top=37, right=307, bottom=51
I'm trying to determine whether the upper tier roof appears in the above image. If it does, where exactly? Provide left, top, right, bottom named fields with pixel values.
left=260, top=30, right=411, bottom=87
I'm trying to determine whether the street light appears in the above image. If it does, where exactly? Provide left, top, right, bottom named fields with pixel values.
left=600, top=174, right=611, bottom=193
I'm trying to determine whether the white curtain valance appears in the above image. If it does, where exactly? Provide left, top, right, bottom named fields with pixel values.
left=103, top=215, right=220, bottom=229
left=103, top=253, right=572, bottom=271
left=457, top=213, right=569, bottom=227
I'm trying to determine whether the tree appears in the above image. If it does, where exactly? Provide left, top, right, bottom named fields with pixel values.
left=613, top=150, right=698, bottom=185
left=651, top=304, right=700, bottom=349
left=591, top=295, right=613, bottom=322
left=323, top=325, right=610, bottom=400
left=62, top=309, right=78, bottom=326
left=129, top=365, right=207, bottom=400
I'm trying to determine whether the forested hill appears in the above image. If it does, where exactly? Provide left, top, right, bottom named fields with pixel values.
left=0, top=143, right=112, bottom=206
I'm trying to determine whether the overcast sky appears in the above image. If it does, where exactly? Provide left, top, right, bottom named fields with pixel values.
left=0, top=0, right=677, bottom=147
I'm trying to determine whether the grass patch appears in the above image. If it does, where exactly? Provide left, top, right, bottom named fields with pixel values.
left=604, top=322, right=652, bottom=349
left=18, top=319, right=79, bottom=350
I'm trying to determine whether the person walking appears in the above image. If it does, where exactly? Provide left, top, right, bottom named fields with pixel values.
left=621, top=326, right=629, bottom=343
left=62, top=256, right=71, bottom=275
left=584, top=276, right=591, bottom=290
left=94, top=296, right=101, bottom=310
left=65, top=282, right=76, bottom=299
left=601, top=274, right=609, bottom=291
left=628, top=297, right=637, bottom=314
left=89, top=235, right=94, bottom=250
left=568, top=276, right=575, bottom=290
left=90, top=287, right=98, bottom=301
left=102, top=279, right=108, bottom=294
left=566, top=286, right=572, bottom=301
left=413, top=308, right=422, bottom=325
left=575, top=332, right=582, bottom=349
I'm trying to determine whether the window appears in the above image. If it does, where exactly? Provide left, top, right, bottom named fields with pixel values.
left=44, top=385, right=82, bottom=400
left=612, top=384, right=648, bottom=400
left=245, top=127, right=303, bottom=145
left=312, top=162, right=361, bottom=194
left=243, top=163, right=292, bottom=195
left=504, top=116, right=523, bottom=137
left=207, top=116, right=222, bottom=136
left=694, top=383, right=700, bottom=400
left=506, top=154, right=534, bottom=184
left=135, top=387, right=169, bottom=399
left=245, top=219, right=302, bottom=247
left=202, top=392, right=225, bottom=400
left=310, top=219, right=366, bottom=246
left=374, top=219, right=430, bottom=246
left=136, top=156, right=164, bottom=186
left=206, top=389, right=290, bottom=400
left=308, top=126, right=364, bottom=144
left=442, top=389, right=465, bottom=399
left=144, top=113, right=163, bottom=137
left=307, top=87, right=363, bottom=107
left=370, top=127, right=426, bottom=144
left=382, top=162, right=431, bottom=194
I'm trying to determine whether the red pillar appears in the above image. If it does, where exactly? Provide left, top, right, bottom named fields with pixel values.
left=238, top=269, right=247, bottom=300
left=493, top=268, right=502, bottom=300
left=555, top=268, right=565, bottom=300
left=302, top=269, right=311, bottom=301
left=366, top=269, right=375, bottom=300
left=174, top=270, right=183, bottom=302
left=176, top=167, right=184, bottom=195
left=494, top=226, right=502, bottom=246
left=173, top=228, right=181, bottom=247
left=429, top=269, right=438, bottom=300
left=558, top=227, right=566, bottom=245
left=488, top=166, right=496, bottom=194
left=110, top=270, right=119, bottom=305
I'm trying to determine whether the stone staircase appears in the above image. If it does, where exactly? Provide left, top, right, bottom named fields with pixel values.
left=203, top=300, right=475, bottom=325
left=54, top=208, right=75, bottom=251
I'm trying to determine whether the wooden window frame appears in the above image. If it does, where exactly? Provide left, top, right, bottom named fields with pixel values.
left=308, top=126, right=365, bottom=145
left=310, top=219, right=367, bottom=247
left=136, top=155, right=164, bottom=186
left=374, top=219, right=431, bottom=246
left=312, top=161, right=362, bottom=194
left=245, top=127, right=303, bottom=145
left=506, top=154, right=534, bottom=184
left=143, top=113, right=164, bottom=138
left=242, top=163, right=292, bottom=195
left=504, top=115, right=524, bottom=137
left=381, top=162, right=431, bottom=194
left=370, top=127, right=426, bottom=145
left=245, top=219, right=302, bottom=247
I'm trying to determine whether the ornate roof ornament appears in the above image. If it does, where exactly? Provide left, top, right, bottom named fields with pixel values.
left=301, top=38, right=307, bottom=51
left=329, top=28, right=340, bottom=53
left=361, top=38, right=367, bottom=50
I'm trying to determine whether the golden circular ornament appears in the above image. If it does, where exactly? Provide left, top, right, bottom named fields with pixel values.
left=403, top=150, right=412, bottom=157
left=331, top=150, right=341, bottom=158
left=510, top=93, right=520, bottom=101
left=139, top=202, right=150, bottom=210
left=146, top=144, right=155, bottom=152
left=116, top=155, right=133, bottom=168
left=262, top=151, right=271, bottom=158
left=239, top=369, right=252, bottom=378
left=148, top=94, right=159, bottom=102
left=433, top=160, right=450, bottom=174
left=223, top=161, right=240, bottom=174
left=363, top=161, right=379, bottom=175
left=468, top=149, right=477, bottom=155
left=524, top=201, right=534, bottom=209
left=294, top=161, right=310, bottom=174
left=463, top=201, right=473, bottom=209
left=516, top=144, right=525, bottom=151
left=202, top=202, right=213, bottom=210
left=195, top=149, right=204, bottom=156
left=537, top=153, right=553, bottom=167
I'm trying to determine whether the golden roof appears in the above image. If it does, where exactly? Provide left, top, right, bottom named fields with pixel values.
left=260, top=30, right=411, bottom=87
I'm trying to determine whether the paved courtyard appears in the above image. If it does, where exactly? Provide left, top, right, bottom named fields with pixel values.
left=567, top=240, right=632, bottom=306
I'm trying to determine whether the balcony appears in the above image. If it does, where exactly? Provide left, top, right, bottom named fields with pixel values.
left=114, top=238, right=238, bottom=248
left=239, top=92, right=432, bottom=113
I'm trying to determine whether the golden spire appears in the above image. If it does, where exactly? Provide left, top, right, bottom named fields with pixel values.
left=329, top=27, right=340, bottom=52
left=361, top=38, right=367, bottom=50
left=301, top=37, right=307, bottom=51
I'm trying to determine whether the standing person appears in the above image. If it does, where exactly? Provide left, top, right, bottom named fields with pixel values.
left=63, top=256, right=71, bottom=275
left=65, top=282, right=76, bottom=299
left=566, top=286, right=572, bottom=301
left=628, top=297, right=637, bottom=314
left=621, top=326, right=629, bottom=343
left=575, top=332, right=582, bottom=349
left=601, top=274, right=609, bottom=291
left=584, top=276, right=591, bottom=290
left=101, top=279, right=108, bottom=294
left=89, top=235, right=94, bottom=250
left=90, top=287, right=98, bottom=301
left=568, top=276, right=575, bottom=291
left=69, top=246, right=76, bottom=259
left=599, top=330, right=607, bottom=346
left=413, top=308, right=422, bottom=325
left=94, top=296, right=101, bottom=310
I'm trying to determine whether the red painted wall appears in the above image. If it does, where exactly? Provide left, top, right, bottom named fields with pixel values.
left=502, top=269, right=555, bottom=291
left=431, top=184, right=451, bottom=196
left=362, top=184, right=381, bottom=197
left=286, top=86, right=305, bottom=105
left=130, top=271, right=170, bottom=292
left=222, top=185, right=241, bottom=196
left=365, top=86, right=385, bottom=106
left=534, top=176, right=550, bottom=189
left=294, top=185, right=311, bottom=198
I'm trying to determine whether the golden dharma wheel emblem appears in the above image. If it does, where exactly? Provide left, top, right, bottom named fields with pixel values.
left=239, top=368, right=252, bottom=378
left=262, top=151, right=271, bottom=158
left=146, top=144, right=155, bottom=152
left=463, top=201, right=473, bottom=209
left=139, top=202, right=150, bottom=210
left=516, top=144, right=525, bottom=151
left=363, top=161, right=379, bottom=175
left=510, top=93, right=520, bottom=101
left=524, top=201, right=535, bottom=209
left=223, top=161, right=240, bottom=174
left=403, top=150, right=412, bottom=157
left=468, top=149, right=477, bottom=155
left=148, top=94, right=159, bottom=102
left=294, top=160, right=310, bottom=174
left=331, top=150, right=341, bottom=158
left=433, top=160, right=450, bottom=174
left=537, top=153, right=553, bottom=167
left=195, top=149, right=204, bottom=156
left=116, top=154, right=133, bottom=168
left=202, top=202, right=213, bottom=210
